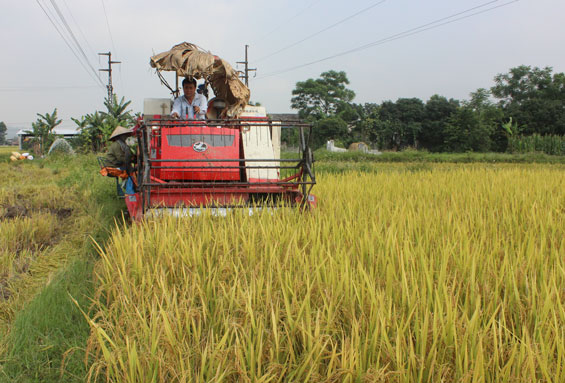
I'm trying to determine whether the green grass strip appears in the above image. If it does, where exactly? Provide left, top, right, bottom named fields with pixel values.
left=0, top=153, right=125, bottom=382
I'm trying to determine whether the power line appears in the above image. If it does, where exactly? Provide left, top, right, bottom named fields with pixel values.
left=256, top=0, right=519, bottom=79
left=34, top=0, right=104, bottom=87
left=100, top=0, right=123, bottom=92
left=36, top=0, right=84, bottom=70
left=0, top=85, right=99, bottom=92
left=49, top=0, right=105, bottom=87
left=255, top=0, right=387, bottom=63
left=254, top=0, right=323, bottom=45
left=61, top=0, right=98, bottom=58
left=100, top=0, right=118, bottom=55
left=37, top=0, right=104, bottom=87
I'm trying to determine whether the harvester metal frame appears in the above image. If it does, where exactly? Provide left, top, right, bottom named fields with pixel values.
left=126, top=117, right=316, bottom=219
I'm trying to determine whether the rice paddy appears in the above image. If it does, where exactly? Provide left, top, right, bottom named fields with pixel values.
left=86, top=164, right=565, bottom=382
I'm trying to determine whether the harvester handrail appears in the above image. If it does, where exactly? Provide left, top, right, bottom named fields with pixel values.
left=148, top=158, right=303, bottom=163
left=150, top=166, right=300, bottom=170
left=144, top=119, right=313, bottom=128
left=143, top=181, right=315, bottom=187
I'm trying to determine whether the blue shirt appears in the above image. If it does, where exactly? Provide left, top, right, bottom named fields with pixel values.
left=171, top=93, right=208, bottom=119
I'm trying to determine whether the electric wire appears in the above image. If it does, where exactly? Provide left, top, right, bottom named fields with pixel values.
left=255, top=0, right=387, bottom=63
left=39, top=0, right=103, bottom=87
left=254, top=0, right=323, bottom=45
left=256, top=0, right=518, bottom=79
left=100, top=0, right=118, bottom=55
left=100, top=0, right=123, bottom=93
left=49, top=0, right=105, bottom=87
left=0, top=85, right=100, bottom=92
left=35, top=0, right=105, bottom=88
left=61, top=0, right=98, bottom=59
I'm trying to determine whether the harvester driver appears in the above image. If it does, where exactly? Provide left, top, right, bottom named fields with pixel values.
left=171, top=77, right=207, bottom=120
left=105, top=125, right=136, bottom=195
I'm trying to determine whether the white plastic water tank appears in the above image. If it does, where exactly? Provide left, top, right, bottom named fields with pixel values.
left=143, top=98, right=172, bottom=118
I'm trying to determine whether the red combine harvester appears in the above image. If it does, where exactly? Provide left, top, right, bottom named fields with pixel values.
left=122, top=43, right=316, bottom=220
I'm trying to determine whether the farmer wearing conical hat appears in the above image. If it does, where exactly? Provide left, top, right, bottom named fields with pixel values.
left=105, top=126, right=136, bottom=195
left=106, top=126, right=134, bottom=171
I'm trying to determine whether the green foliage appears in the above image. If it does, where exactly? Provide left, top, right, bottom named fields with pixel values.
left=296, top=67, right=565, bottom=154
left=312, top=148, right=565, bottom=164
left=74, top=95, right=135, bottom=153
left=335, top=102, right=361, bottom=123
left=419, top=95, right=460, bottom=152
left=312, top=116, right=348, bottom=148
left=0, top=122, right=6, bottom=145
left=72, top=111, right=107, bottom=152
left=289, top=71, right=356, bottom=148
left=501, top=117, right=518, bottom=136
left=466, top=89, right=506, bottom=151
left=507, top=134, right=565, bottom=155
left=491, top=65, right=565, bottom=135
left=444, top=106, right=494, bottom=152
left=291, top=70, right=355, bottom=119
left=2, top=258, right=94, bottom=382
left=375, top=98, right=424, bottom=150
left=25, top=109, right=62, bottom=155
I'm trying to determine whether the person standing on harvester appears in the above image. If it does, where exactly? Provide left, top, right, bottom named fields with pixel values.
left=171, top=77, right=207, bottom=120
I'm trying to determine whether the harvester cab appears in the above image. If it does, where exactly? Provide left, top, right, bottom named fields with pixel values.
left=121, top=42, right=316, bottom=220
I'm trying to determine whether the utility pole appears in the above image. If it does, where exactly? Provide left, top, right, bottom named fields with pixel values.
left=237, top=45, right=256, bottom=87
left=98, top=52, right=121, bottom=103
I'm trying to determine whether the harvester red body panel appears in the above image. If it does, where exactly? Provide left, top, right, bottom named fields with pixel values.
left=124, top=113, right=316, bottom=220
left=150, top=121, right=240, bottom=181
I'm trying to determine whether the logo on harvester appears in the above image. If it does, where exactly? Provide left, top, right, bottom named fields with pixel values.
left=193, top=142, right=208, bottom=152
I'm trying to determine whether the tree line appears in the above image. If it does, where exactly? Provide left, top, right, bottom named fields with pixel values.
left=14, top=65, right=565, bottom=156
left=288, top=66, right=565, bottom=154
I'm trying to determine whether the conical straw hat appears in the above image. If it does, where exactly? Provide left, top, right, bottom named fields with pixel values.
left=110, top=126, right=132, bottom=140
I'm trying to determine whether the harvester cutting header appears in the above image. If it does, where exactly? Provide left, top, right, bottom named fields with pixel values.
left=101, top=42, right=316, bottom=220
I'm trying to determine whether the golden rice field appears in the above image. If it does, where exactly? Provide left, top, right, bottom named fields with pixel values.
left=87, top=164, right=565, bottom=382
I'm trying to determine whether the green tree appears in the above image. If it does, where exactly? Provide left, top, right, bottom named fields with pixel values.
left=313, top=116, right=348, bottom=148
left=444, top=107, right=495, bottom=152
left=491, top=66, right=565, bottom=135
left=74, top=95, right=135, bottom=152
left=26, top=109, right=62, bottom=154
left=103, top=95, right=134, bottom=125
left=291, top=70, right=355, bottom=119
left=378, top=98, right=424, bottom=149
left=348, top=103, right=381, bottom=145
left=372, top=119, right=403, bottom=150
left=419, top=95, right=460, bottom=152
left=0, top=121, right=6, bottom=145
left=465, top=88, right=504, bottom=151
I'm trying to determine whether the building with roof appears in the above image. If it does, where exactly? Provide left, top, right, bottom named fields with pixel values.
left=17, top=128, right=80, bottom=150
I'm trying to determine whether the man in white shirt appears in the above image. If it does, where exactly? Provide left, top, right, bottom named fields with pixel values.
left=171, top=78, right=208, bottom=119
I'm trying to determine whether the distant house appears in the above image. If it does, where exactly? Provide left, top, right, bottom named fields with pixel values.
left=17, top=128, right=80, bottom=150
left=7, top=137, right=19, bottom=146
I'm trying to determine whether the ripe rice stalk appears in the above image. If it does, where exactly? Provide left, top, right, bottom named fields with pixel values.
left=85, top=164, right=564, bottom=382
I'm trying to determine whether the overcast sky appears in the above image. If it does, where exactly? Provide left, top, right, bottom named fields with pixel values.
left=1, top=0, right=563, bottom=138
